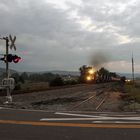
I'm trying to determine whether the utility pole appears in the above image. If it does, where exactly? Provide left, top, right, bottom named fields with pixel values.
left=132, top=52, right=135, bottom=85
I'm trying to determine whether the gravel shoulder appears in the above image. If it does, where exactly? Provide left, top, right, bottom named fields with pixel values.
left=0, top=82, right=125, bottom=112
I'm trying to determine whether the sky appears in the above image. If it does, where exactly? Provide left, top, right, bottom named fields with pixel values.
left=0, top=0, right=140, bottom=73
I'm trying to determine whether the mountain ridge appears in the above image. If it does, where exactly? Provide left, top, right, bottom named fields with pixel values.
left=1, top=67, right=140, bottom=78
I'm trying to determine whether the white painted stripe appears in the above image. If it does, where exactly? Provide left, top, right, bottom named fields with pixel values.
left=90, top=116, right=140, bottom=121
left=98, top=114, right=139, bottom=117
left=41, top=116, right=140, bottom=121
left=55, top=112, right=100, bottom=118
left=40, top=118, right=98, bottom=121
left=41, top=113, right=140, bottom=121
left=115, top=121, right=140, bottom=124
left=93, top=121, right=103, bottom=123
left=65, top=111, right=115, bottom=114
left=92, top=121, right=140, bottom=124
left=108, top=115, right=140, bottom=117
left=55, top=112, right=140, bottom=120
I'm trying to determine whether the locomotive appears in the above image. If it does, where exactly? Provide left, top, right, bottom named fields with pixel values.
left=79, top=65, right=120, bottom=83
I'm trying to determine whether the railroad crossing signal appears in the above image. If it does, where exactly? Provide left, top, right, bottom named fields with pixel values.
left=0, top=54, right=21, bottom=63
left=12, top=55, right=21, bottom=63
left=0, top=34, right=19, bottom=103
left=9, top=34, right=16, bottom=50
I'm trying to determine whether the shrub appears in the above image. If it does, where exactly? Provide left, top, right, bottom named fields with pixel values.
left=50, top=76, right=64, bottom=87
left=14, top=83, right=21, bottom=90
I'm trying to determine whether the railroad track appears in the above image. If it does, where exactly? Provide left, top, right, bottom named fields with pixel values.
left=69, top=86, right=110, bottom=111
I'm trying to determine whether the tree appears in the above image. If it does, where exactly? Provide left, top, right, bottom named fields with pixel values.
left=11, top=72, right=25, bottom=84
left=50, top=76, right=64, bottom=86
left=98, top=67, right=109, bottom=75
left=20, top=72, right=28, bottom=80
left=42, top=73, right=57, bottom=82
left=97, top=67, right=110, bottom=82
left=11, top=73, right=20, bottom=83
left=28, top=73, right=41, bottom=82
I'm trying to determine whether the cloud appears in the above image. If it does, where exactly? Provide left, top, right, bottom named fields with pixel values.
left=106, top=60, right=131, bottom=72
left=0, top=0, right=140, bottom=73
left=0, top=0, right=84, bottom=71
left=76, top=0, right=140, bottom=38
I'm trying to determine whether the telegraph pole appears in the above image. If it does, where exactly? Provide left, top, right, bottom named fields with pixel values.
left=132, top=52, right=135, bottom=85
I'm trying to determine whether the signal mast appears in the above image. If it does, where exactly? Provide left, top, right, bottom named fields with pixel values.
left=0, top=35, right=21, bottom=103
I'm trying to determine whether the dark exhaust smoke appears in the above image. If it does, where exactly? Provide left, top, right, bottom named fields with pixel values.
left=90, top=51, right=110, bottom=69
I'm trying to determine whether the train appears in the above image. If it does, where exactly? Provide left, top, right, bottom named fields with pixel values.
left=79, top=65, right=123, bottom=83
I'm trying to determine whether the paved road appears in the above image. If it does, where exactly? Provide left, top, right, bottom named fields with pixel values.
left=0, top=107, right=140, bottom=140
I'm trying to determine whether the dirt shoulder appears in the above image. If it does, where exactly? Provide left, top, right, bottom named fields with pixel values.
left=0, top=82, right=126, bottom=112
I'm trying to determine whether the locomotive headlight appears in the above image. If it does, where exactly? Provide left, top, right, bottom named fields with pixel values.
left=88, top=69, right=94, bottom=74
left=86, top=76, right=92, bottom=81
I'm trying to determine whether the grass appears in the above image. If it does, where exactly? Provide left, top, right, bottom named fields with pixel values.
left=11, top=81, right=84, bottom=95
left=124, top=82, right=140, bottom=103
left=121, top=81, right=140, bottom=111
left=12, top=81, right=50, bottom=95
left=21, top=81, right=49, bottom=91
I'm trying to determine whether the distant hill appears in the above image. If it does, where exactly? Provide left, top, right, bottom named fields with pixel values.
left=117, top=73, right=140, bottom=79
left=0, top=67, right=17, bottom=75
left=0, top=68, right=5, bottom=75
left=25, top=70, right=80, bottom=76
left=0, top=68, right=80, bottom=76
left=49, top=71, right=80, bottom=76
left=2, top=67, right=140, bottom=78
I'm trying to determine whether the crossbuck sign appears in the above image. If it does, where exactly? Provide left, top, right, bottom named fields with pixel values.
left=9, top=34, right=16, bottom=50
